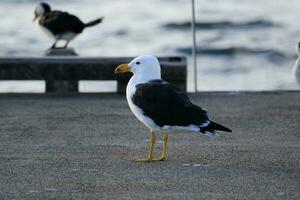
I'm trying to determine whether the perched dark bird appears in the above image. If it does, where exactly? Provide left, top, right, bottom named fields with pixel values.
left=115, top=55, right=232, bottom=162
left=33, top=2, right=104, bottom=49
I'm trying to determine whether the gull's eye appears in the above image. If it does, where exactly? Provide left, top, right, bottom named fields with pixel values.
left=136, top=62, right=140, bottom=65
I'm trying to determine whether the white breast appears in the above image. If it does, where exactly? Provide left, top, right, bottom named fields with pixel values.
left=126, top=77, right=161, bottom=132
left=39, top=24, right=55, bottom=39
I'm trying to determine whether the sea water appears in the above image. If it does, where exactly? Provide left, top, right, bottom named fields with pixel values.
left=0, top=0, right=299, bottom=92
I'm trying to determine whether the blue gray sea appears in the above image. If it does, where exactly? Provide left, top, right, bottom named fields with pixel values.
left=0, top=0, right=299, bottom=91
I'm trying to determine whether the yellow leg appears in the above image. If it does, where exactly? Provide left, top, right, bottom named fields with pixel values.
left=152, top=133, right=168, bottom=161
left=135, top=132, right=157, bottom=162
left=135, top=133, right=169, bottom=162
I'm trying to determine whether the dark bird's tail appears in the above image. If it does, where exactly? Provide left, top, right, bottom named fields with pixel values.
left=85, top=17, right=104, bottom=27
left=210, top=121, right=232, bottom=132
left=200, top=121, right=232, bottom=136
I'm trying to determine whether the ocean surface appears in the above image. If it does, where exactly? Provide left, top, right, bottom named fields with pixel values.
left=0, top=0, right=300, bottom=92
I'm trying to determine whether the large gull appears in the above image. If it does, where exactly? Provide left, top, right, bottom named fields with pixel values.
left=115, top=55, right=232, bottom=162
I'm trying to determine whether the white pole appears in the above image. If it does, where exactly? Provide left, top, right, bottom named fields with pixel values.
left=191, top=0, right=198, bottom=92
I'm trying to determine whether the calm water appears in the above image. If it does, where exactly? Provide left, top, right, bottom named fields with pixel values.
left=0, top=0, right=300, bottom=91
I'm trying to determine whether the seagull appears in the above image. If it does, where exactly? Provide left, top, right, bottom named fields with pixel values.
left=115, top=55, right=232, bottom=162
left=33, top=2, right=104, bottom=49
left=292, top=42, right=300, bottom=86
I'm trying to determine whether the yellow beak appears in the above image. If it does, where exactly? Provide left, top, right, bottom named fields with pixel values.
left=115, top=64, right=131, bottom=74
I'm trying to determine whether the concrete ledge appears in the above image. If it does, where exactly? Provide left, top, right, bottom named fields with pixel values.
left=0, top=91, right=299, bottom=199
left=0, top=56, right=187, bottom=93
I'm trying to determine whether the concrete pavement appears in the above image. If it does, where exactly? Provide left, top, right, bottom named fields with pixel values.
left=0, top=92, right=299, bottom=199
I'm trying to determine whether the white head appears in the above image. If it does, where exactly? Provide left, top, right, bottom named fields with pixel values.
left=33, top=2, right=51, bottom=21
left=115, top=55, right=161, bottom=82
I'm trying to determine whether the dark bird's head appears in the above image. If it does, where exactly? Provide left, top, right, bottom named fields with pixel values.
left=33, top=2, right=51, bottom=22
left=298, top=42, right=300, bottom=54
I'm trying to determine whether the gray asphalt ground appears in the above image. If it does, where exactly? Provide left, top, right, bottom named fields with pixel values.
left=0, top=92, right=299, bottom=199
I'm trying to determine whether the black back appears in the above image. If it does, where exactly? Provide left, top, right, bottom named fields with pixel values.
left=39, top=11, right=85, bottom=34
left=132, top=80, right=209, bottom=127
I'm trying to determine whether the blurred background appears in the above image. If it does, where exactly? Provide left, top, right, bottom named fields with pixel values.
left=0, top=0, right=299, bottom=91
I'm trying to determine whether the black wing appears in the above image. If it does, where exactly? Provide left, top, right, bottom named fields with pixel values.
left=132, top=80, right=209, bottom=127
left=40, top=11, right=85, bottom=34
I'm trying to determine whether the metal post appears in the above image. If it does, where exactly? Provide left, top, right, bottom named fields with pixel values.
left=191, top=0, right=198, bottom=92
